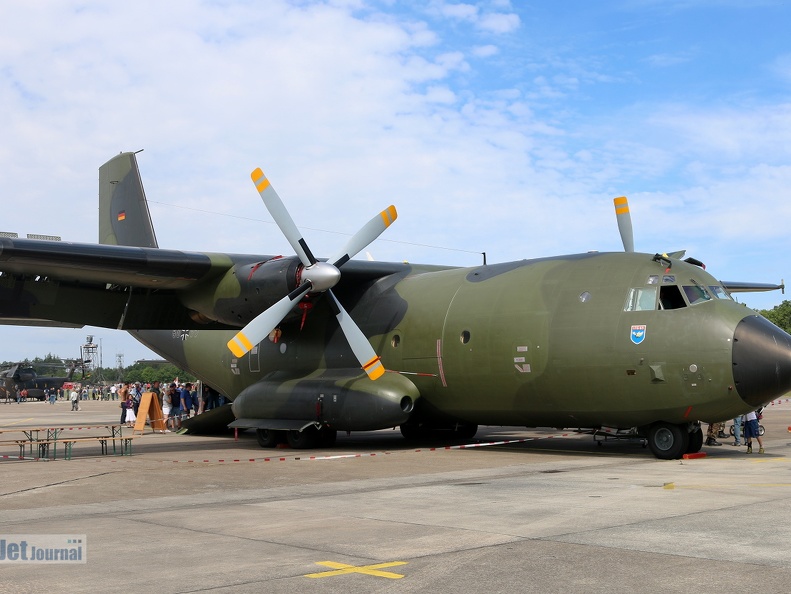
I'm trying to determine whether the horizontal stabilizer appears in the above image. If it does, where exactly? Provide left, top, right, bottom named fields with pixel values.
left=0, top=318, right=83, bottom=328
left=721, top=280, right=785, bottom=293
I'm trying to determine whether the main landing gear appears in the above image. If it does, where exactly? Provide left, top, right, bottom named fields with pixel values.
left=255, top=426, right=337, bottom=449
left=646, top=422, right=702, bottom=459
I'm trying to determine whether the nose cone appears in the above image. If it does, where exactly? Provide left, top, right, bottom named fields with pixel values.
left=732, top=314, right=791, bottom=407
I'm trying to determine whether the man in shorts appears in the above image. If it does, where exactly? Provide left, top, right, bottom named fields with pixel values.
left=744, top=409, right=764, bottom=454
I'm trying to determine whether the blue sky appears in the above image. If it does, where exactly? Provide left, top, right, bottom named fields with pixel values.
left=1, top=0, right=790, bottom=364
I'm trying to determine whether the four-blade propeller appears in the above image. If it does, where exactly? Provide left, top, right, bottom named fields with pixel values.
left=226, top=168, right=396, bottom=381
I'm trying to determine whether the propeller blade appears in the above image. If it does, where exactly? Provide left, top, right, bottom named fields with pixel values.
left=251, top=168, right=315, bottom=267
left=326, top=205, right=397, bottom=268
left=613, top=196, right=634, bottom=253
left=327, top=291, right=385, bottom=380
left=227, top=283, right=312, bottom=357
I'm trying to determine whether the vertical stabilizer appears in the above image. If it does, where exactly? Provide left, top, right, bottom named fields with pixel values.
left=99, top=151, right=158, bottom=247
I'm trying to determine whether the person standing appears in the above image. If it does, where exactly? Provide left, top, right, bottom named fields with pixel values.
left=150, top=380, right=162, bottom=408
left=705, top=422, right=723, bottom=446
left=180, top=383, right=193, bottom=423
left=744, top=409, right=764, bottom=454
left=163, top=383, right=179, bottom=431
left=731, top=415, right=742, bottom=446
left=120, top=394, right=129, bottom=426
left=122, top=394, right=136, bottom=427
left=132, top=382, right=142, bottom=418
left=70, top=388, right=79, bottom=411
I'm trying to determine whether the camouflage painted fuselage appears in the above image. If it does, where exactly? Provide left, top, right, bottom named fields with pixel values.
left=131, top=250, right=787, bottom=432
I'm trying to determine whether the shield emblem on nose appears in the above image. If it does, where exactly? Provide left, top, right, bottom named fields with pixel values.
left=630, top=325, right=646, bottom=345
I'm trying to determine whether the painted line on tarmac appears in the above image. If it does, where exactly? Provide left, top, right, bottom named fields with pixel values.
left=0, top=418, right=35, bottom=427
left=305, top=560, right=408, bottom=579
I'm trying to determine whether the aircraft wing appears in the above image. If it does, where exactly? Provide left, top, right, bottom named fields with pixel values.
left=0, top=236, right=261, bottom=329
left=720, top=280, right=785, bottom=294
left=0, top=237, right=242, bottom=289
left=0, top=235, right=413, bottom=330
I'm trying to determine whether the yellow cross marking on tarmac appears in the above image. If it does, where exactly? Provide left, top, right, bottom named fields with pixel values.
left=305, top=560, right=407, bottom=579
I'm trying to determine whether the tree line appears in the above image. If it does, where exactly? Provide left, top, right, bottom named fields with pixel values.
left=759, top=300, right=791, bottom=334
left=1, top=354, right=196, bottom=386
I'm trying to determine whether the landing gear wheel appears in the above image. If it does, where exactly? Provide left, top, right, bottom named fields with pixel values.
left=318, top=427, right=337, bottom=447
left=400, top=422, right=426, bottom=441
left=256, top=428, right=282, bottom=448
left=686, top=426, right=703, bottom=454
left=286, top=426, right=320, bottom=449
left=648, top=422, right=689, bottom=460
left=759, top=424, right=765, bottom=436
left=453, top=423, right=478, bottom=440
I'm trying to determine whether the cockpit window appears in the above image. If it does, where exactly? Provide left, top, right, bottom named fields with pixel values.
left=682, top=284, right=711, bottom=305
left=663, top=275, right=675, bottom=284
left=624, top=286, right=658, bottom=311
left=659, top=285, right=686, bottom=309
left=708, top=285, right=731, bottom=300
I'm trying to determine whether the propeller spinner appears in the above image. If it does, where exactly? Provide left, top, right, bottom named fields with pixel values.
left=226, top=168, right=396, bottom=381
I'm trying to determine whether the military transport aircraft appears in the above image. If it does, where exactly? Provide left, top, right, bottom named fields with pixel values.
left=1, top=151, right=790, bottom=459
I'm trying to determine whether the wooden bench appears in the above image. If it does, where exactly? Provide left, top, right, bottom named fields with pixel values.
left=0, top=439, right=32, bottom=458
left=37, top=435, right=141, bottom=460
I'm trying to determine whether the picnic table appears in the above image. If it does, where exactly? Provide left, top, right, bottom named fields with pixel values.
left=0, top=424, right=135, bottom=460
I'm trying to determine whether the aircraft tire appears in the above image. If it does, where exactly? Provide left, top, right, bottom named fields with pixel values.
left=686, top=426, right=704, bottom=454
left=256, top=428, right=282, bottom=448
left=318, top=427, right=337, bottom=447
left=454, top=424, right=478, bottom=440
left=286, top=427, right=320, bottom=449
left=647, top=422, right=689, bottom=460
left=399, top=423, right=425, bottom=441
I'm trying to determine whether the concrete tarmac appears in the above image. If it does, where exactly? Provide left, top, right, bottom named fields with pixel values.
left=1, top=398, right=791, bottom=593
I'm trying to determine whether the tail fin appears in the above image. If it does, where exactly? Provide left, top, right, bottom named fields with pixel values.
left=99, top=151, right=158, bottom=248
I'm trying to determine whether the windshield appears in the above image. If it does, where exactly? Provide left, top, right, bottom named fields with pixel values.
left=708, top=285, right=731, bottom=300
left=682, top=284, right=711, bottom=305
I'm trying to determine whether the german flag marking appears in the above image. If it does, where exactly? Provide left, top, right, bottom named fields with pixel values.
left=117, top=211, right=126, bottom=221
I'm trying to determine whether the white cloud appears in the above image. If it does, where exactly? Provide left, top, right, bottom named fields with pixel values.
left=476, top=11, right=520, bottom=33
left=471, top=44, right=498, bottom=58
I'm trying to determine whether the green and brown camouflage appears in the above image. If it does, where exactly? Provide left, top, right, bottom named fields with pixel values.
left=1, top=151, right=790, bottom=459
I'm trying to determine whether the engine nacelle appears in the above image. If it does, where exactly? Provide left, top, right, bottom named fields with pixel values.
left=231, top=370, right=419, bottom=431
left=182, top=256, right=302, bottom=326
